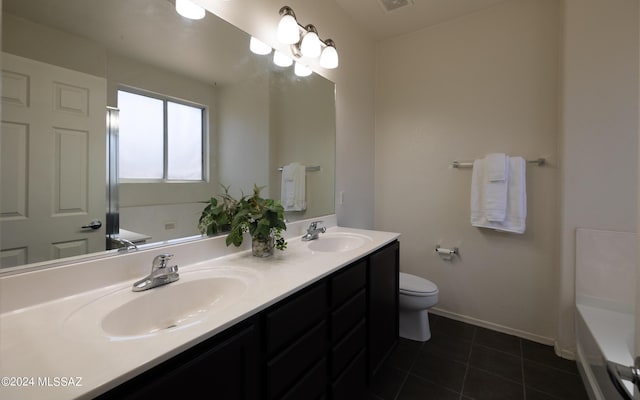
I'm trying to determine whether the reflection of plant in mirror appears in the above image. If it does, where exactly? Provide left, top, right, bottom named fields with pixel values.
left=199, top=185, right=287, bottom=252
left=198, top=185, right=239, bottom=236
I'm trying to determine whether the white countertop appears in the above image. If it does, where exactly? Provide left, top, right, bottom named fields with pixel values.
left=0, top=224, right=399, bottom=400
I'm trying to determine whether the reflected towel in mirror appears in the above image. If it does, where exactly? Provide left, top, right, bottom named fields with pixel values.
left=281, top=162, right=306, bottom=211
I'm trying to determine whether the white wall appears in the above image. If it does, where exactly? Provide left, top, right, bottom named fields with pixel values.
left=375, top=0, right=561, bottom=343
left=197, top=0, right=376, bottom=229
left=558, top=0, right=639, bottom=356
left=217, top=74, right=271, bottom=199
left=269, top=72, right=336, bottom=220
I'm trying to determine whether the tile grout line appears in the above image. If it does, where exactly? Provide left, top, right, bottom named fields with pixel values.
left=458, top=326, right=477, bottom=399
left=392, top=339, right=426, bottom=400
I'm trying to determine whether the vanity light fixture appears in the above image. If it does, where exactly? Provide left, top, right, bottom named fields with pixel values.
left=277, top=7, right=301, bottom=44
left=250, top=37, right=272, bottom=55
left=299, top=25, right=321, bottom=58
left=273, top=51, right=293, bottom=67
left=319, top=39, right=339, bottom=69
left=277, top=6, right=339, bottom=70
left=294, top=62, right=312, bottom=77
left=175, top=0, right=205, bottom=20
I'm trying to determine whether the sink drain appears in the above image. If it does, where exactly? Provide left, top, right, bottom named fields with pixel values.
left=165, top=324, right=177, bottom=330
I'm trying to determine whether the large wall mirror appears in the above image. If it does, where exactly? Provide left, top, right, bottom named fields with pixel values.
left=0, top=0, right=336, bottom=272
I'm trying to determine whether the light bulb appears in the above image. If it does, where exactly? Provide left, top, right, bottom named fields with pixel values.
left=319, top=44, right=339, bottom=69
left=294, top=62, right=312, bottom=77
left=273, top=51, right=293, bottom=67
left=300, top=30, right=321, bottom=58
left=175, top=0, right=205, bottom=20
left=249, top=37, right=272, bottom=55
left=277, top=14, right=300, bottom=44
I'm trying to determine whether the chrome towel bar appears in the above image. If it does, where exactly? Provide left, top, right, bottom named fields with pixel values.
left=452, top=158, right=545, bottom=168
left=277, top=165, right=321, bottom=172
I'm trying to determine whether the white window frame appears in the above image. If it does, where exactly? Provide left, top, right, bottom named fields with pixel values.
left=117, top=87, right=207, bottom=183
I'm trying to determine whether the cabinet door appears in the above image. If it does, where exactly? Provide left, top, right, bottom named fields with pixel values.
left=99, top=323, right=260, bottom=400
left=368, top=241, right=399, bottom=376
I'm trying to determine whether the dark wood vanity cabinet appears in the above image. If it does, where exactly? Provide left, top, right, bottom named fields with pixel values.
left=368, top=240, right=400, bottom=376
left=99, top=240, right=399, bottom=400
left=264, top=282, right=328, bottom=400
left=329, top=259, right=367, bottom=399
left=97, top=318, right=261, bottom=400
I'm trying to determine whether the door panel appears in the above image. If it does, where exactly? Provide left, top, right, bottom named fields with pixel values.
left=1, top=53, right=107, bottom=267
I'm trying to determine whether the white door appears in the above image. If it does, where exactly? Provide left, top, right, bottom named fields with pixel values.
left=1, top=53, right=107, bottom=267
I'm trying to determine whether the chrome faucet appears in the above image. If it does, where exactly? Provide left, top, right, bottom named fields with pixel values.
left=301, top=221, right=326, bottom=241
left=113, top=238, right=138, bottom=252
left=132, top=254, right=179, bottom=292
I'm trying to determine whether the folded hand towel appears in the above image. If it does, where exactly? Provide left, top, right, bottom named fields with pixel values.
left=479, top=154, right=509, bottom=222
left=486, top=153, right=507, bottom=181
left=281, top=162, right=306, bottom=211
left=471, top=156, right=526, bottom=234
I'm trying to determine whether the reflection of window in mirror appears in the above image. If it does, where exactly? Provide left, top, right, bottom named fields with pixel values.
left=117, top=89, right=205, bottom=182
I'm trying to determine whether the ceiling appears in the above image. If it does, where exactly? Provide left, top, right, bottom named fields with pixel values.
left=334, top=0, right=511, bottom=40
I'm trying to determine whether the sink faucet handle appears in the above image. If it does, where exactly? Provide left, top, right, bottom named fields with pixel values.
left=152, top=253, right=174, bottom=270
left=309, top=220, right=323, bottom=229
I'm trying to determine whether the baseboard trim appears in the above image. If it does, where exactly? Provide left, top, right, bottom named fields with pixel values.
left=429, top=307, right=574, bottom=360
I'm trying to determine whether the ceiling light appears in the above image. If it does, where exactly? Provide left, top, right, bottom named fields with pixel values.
left=175, top=0, right=205, bottom=20
left=250, top=37, right=272, bottom=55
left=319, top=39, right=339, bottom=69
left=273, top=51, right=293, bottom=67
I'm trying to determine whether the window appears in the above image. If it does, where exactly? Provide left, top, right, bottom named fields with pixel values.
left=117, top=89, right=205, bottom=181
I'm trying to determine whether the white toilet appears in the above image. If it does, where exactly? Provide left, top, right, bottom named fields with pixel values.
left=399, top=272, right=439, bottom=341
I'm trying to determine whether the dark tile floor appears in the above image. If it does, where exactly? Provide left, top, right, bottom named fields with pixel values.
left=369, top=314, right=589, bottom=400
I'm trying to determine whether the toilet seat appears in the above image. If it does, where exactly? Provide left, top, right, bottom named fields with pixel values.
left=399, top=272, right=438, bottom=297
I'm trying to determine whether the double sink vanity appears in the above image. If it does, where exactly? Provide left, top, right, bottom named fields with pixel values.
left=0, top=217, right=400, bottom=399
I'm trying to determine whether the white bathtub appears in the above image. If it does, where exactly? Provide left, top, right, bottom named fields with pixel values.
left=576, top=301, right=635, bottom=399
left=575, top=229, right=636, bottom=400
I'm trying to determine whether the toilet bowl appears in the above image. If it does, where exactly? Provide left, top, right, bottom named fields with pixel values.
left=399, top=272, right=439, bottom=341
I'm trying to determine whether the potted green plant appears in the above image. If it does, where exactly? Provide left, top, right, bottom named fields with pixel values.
left=199, top=185, right=287, bottom=257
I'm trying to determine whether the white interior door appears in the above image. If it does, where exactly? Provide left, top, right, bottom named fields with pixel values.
left=1, top=53, right=107, bottom=267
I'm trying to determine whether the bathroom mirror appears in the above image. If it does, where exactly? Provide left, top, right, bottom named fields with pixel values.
left=0, top=0, right=336, bottom=272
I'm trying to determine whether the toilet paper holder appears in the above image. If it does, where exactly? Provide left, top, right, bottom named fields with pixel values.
left=435, top=245, right=459, bottom=257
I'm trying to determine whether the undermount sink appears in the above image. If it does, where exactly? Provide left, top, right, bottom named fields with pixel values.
left=63, top=267, right=260, bottom=341
left=307, top=232, right=372, bottom=253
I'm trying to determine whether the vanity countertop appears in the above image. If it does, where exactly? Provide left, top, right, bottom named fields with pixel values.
left=0, top=225, right=399, bottom=400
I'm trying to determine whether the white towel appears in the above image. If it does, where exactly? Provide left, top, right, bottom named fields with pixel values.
left=281, top=162, right=306, bottom=211
left=486, top=153, right=507, bottom=181
left=475, top=154, right=509, bottom=222
left=471, top=156, right=526, bottom=234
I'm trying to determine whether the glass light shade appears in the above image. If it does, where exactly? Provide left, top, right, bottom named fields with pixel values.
left=319, top=45, right=339, bottom=69
left=300, top=31, right=321, bottom=58
left=294, top=62, right=312, bottom=77
left=273, top=51, right=293, bottom=67
left=277, top=14, right=300, bottom=44
left=175, top=0, right=205, bottom=20
left=249, top=37, right=272, bottom=55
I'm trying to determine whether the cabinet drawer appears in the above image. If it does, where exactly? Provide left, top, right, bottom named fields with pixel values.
left=330, top=260, right=366, bottom=308
left=267, top=321, right=327, bottom=400
left=331, top=319, right=366, bottom=378
left=331, top=349, right=367, bottom=400
left=331, top=289, right=366, bottom=341
left=265, top=282, right=327, bottom=355
left=279, top=358, right=327, bottom=400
